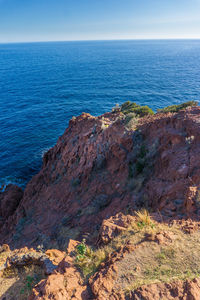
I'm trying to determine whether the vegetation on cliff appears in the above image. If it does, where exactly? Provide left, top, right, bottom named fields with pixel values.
left=157, top=100, right=198, bottom=113
left=120, top=101, right=154, bottom=117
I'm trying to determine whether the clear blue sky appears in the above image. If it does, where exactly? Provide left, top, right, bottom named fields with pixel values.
left=0, top=0, right=200, bottom=43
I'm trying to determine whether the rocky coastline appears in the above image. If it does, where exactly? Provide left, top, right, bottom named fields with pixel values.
left=1, top=101, right=200, bottom=299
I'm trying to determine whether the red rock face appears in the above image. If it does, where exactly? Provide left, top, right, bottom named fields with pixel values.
left=0, top=112, right=134, bottom=249
left=1, top=107, right=200, bottom=249
left=142, top=107, right=200, bottom=218
left=0, top=184, right=23, bottom=219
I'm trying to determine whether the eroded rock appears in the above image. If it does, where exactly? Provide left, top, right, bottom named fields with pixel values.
left=0, top=184, right=23, bottom=219
left=30, top=239, right=91, bottom=300
left=99, top=213, right=135, bottom=244
left=0, top=247, right=59, bottom=275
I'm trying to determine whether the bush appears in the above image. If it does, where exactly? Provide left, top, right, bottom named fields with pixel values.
left=157, top=101, right=198, bottom=113
left=75, top=239, right=87, bottom=261
left=121, top=101, right=154, bottom=117
left=121, top=101, right=138, bottom=112
left=133, top=106, right=154, bottom=117
left=75, top=239, right=106, bottom=278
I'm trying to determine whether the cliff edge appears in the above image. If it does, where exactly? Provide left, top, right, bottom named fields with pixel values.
left=1, top=102, right=200, bottom=299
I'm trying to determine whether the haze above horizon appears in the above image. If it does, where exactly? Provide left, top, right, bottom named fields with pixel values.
left=0, top=0, right=200, bottom=43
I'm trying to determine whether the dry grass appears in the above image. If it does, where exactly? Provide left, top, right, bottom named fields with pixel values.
left=135, top=209, right=153, bottom=227
left=1, top=211, right=198, bottom=298
left=75, top=210, right=157, bottom=279
left=75, top=211, right=200, bottom=295
left=113, top=223, right=200, bottom=293
left=75, top=246, right=107, bottom=279
left=0, top=264, right=46, bottom=300
left=75, top=231, right=143, bottom=279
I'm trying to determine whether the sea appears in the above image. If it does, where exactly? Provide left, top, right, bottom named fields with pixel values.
left=0, top=39, right=200, bottom=188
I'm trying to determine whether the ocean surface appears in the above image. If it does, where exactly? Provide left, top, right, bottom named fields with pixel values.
left=0, top=40, right=200, bottom=188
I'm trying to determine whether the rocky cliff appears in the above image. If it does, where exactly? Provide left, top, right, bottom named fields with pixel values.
left=1, top=103, right=200, bottom=299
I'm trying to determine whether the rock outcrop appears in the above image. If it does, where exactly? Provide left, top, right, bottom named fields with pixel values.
left=1, top=107, right=200, bottom=250
left=1, top=105, right=200, bottom=299
left=98, top=213, right=135, bottom=244
left=30, top=240, right=91, bottom=300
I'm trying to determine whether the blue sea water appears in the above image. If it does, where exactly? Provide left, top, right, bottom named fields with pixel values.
left=0, top=40, right=200, bottom=188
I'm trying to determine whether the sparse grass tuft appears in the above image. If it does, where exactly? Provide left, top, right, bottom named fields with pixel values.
left=135, top=209, right=155, bottom=229
left=69, top=212, right=200, bottom=296
left=114, top=224, right=200, bottom=294
left=0, top=264, right=46, bottom=300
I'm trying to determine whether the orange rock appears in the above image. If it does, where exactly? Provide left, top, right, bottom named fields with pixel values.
left=132, top=277, right=200, bottom=300
left=0, top=244, right=10, bottom=253
left=30, top=274, right=69, bottom=300
left=66, top=239, right=79, bottom=255
left=45, top=249, right=66, bottom=265
left=172, top=218, right=200, bottom=234
left=99, top=213, right=135, bottom=244
left=31, top=240, right=91, bottom=300
left=89, top=243, right=136, bottom=299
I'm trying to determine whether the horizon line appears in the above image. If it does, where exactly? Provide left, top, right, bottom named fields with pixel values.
left=1, top=37, right=200, bottom=45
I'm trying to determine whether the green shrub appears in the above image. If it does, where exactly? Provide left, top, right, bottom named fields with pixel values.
left=121, top=101, right=138, bottom=112
left=133, top=106, right=154, bottom=117
left=74, top=239, right=106, bottom=278
left=157, top=101, right=198, bottom=113
left=121, top=101, right=154, bottom=117
left=76, top=239, right=87, bottom=261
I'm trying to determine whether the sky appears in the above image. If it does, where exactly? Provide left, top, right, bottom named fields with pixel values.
left=0, top=0, right=200, bottom=43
